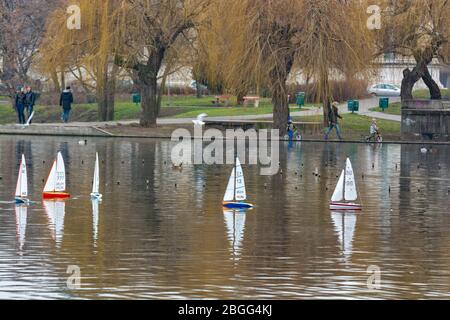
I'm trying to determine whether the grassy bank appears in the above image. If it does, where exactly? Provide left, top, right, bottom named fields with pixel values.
left=0, top=95, right=315, bottom=124
left=292, top=113, right=401, bottom=140
left=370, top=102, right=401, bottom=115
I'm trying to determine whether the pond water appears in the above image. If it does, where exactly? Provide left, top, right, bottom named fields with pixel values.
left=0, top=136, right=449, bottom=299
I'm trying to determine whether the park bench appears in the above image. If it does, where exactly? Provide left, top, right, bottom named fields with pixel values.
left=243, top=96, right=260, bottom=108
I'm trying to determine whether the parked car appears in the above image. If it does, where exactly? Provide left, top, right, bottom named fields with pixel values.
left=190, top=81, right=208, bottom=92
left=368, top=83, right=401, bottom=97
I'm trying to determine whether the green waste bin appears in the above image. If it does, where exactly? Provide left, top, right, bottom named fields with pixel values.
left=379, top=97, right=389, bottom=111
left=347, top=100, right=359, bottom=113
left=132, top=93, right=141, bottom=105
left=296, top=92, right=305, bottom=108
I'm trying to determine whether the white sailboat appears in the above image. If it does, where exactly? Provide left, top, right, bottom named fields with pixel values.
left=223, top=157, right=253, bottom=209
left=43, top=152, right=70, bottom=199
left=90, top=152, right=102, bottom=200
left=330, top=158, right=362, bottom=210
left=223, top=209, right=246, bottom=258
left=15, top=154, right=29, bottom=204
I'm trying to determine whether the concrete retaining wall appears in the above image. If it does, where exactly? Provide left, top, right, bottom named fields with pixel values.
left=0, top=124, right=111, bottom=137
left=401, top=100, right=450, bottom=141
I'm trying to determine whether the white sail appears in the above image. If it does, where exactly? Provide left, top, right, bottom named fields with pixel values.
left=223, top=168, right=236, bottom=202
left=55, top=152, right=66, bottom=192
left=44, top=152, right=66, bottom=192
left=15, top=154, right=28, bottom=198
left=92, top=153, right=100, bottom=194
left=344, top=158, right=358, bottom=201
left=234, top=158, right=247, bottom=201
left=43, top=200, right=66, bottom=246
left=15, top=205, right=27, bottom=250
left=224, top=210, right=246, bottom=257
left=331, top=170, right=345, bottom=202
left=43, top=160, right=57, bottom=192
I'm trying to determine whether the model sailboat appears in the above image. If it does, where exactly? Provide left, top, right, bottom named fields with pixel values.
left=43, top=152, right=70, bottom=199
left=330, top=158, right=362, bottom=210
left=223, top=157, right=253, bottom=209
left=91, top=152, right=102, bottom=200
left=15, top=154, right=29, bottom=204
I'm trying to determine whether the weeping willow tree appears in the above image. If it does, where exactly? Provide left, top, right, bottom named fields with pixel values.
left=36, top=0, right=121, bottom=120
left=298, top=0, right=375, bottom=123
left=113, top=0, right=211, bottom=127
left=198, top=0, right=374, bottom=134
left=374, top=0, right=450, bottom=101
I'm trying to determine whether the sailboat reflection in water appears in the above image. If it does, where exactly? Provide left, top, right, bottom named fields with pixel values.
left=223, top=209, right=246, bottom=259
left=331, top=211, right=357, bottom=260
left=43, top=200, right=66, bottom=247
left=92, top=199, right=99, bottom=248
left=15, top=204, right=27, bottom=253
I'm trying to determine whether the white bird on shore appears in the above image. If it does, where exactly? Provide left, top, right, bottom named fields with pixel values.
left=192, top=113, right=208, bottom=126
left=420, top=147, right=427, bottom=154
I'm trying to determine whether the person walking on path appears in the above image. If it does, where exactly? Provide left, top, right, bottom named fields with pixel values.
left=324, top=101, right=343, bottom=140
left=24, top=86, right=36, bottom=123
left=59, top=86, right=74, bottom=123
left=14, top=87, right=26, bottom=124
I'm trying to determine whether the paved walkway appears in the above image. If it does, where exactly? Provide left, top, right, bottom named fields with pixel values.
left=0, top=97, right=401, bottom=131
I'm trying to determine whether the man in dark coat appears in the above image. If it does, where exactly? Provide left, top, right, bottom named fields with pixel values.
left=15, top=87, right=26, bottom=124
left=60, top=86, right=74, bottom=123
left=24, top=86, right=36, bottom=123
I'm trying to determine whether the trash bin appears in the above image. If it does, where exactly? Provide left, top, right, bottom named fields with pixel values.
left=132, top=93, right=141, bottom=105
left=347, top=100, right=354, bottom=112
left=296, top=92, right=305, bottom=108
left=347, top=100, right=359, bottom=113
left=379, top=97, right=389, bottom=111
left=353, top=100, right=359, bottom=112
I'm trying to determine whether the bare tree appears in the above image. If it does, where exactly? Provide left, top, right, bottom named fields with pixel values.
left=376, top=0, right=450, bottom=101
left=114, top=0, right=211, bottom=127
left=0, top=0, right=59, bottom=101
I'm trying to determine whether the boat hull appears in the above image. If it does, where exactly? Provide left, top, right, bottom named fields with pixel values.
left=223, top=202, right=254, bottom=209
left=15, top=197, right=29, bottom=205
left=91, top=193, right=103, bottom=200
left=43, top=192, right=70, bottom=200
left=330, top=202, right=362, bottom=210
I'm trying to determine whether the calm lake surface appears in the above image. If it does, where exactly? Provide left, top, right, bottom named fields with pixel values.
left=0, top=136, right=449, bottom=299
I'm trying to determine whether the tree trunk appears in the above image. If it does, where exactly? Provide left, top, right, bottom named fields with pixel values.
left=139, top=77, right=158, bottom=127
left=50, top=70, right=61, bottom=93
left=196, top=81, right=202, bottom=98
left=106, top=63, right=118, bottom=121
left=97, top=71, right=108, bottom=121
left=236, top=88, right=246, bottom=106
left=272, top=82, right=289, bottom=136
left=321, top=75, right=331, bottom=126
left=422, top=66, right=441, bottom=100
left=401, top=48, right=434, bottom=101
left=136, top=50, right=164, bottom=127
left=401, top=68, right=420, bottom=101
left=269, top=50, right=294, bottom=136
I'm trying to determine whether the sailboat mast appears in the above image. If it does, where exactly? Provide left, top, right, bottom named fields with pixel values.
left=234, top=156, right=237, bottom=201
left=342, top=165, right=346, bottom=201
